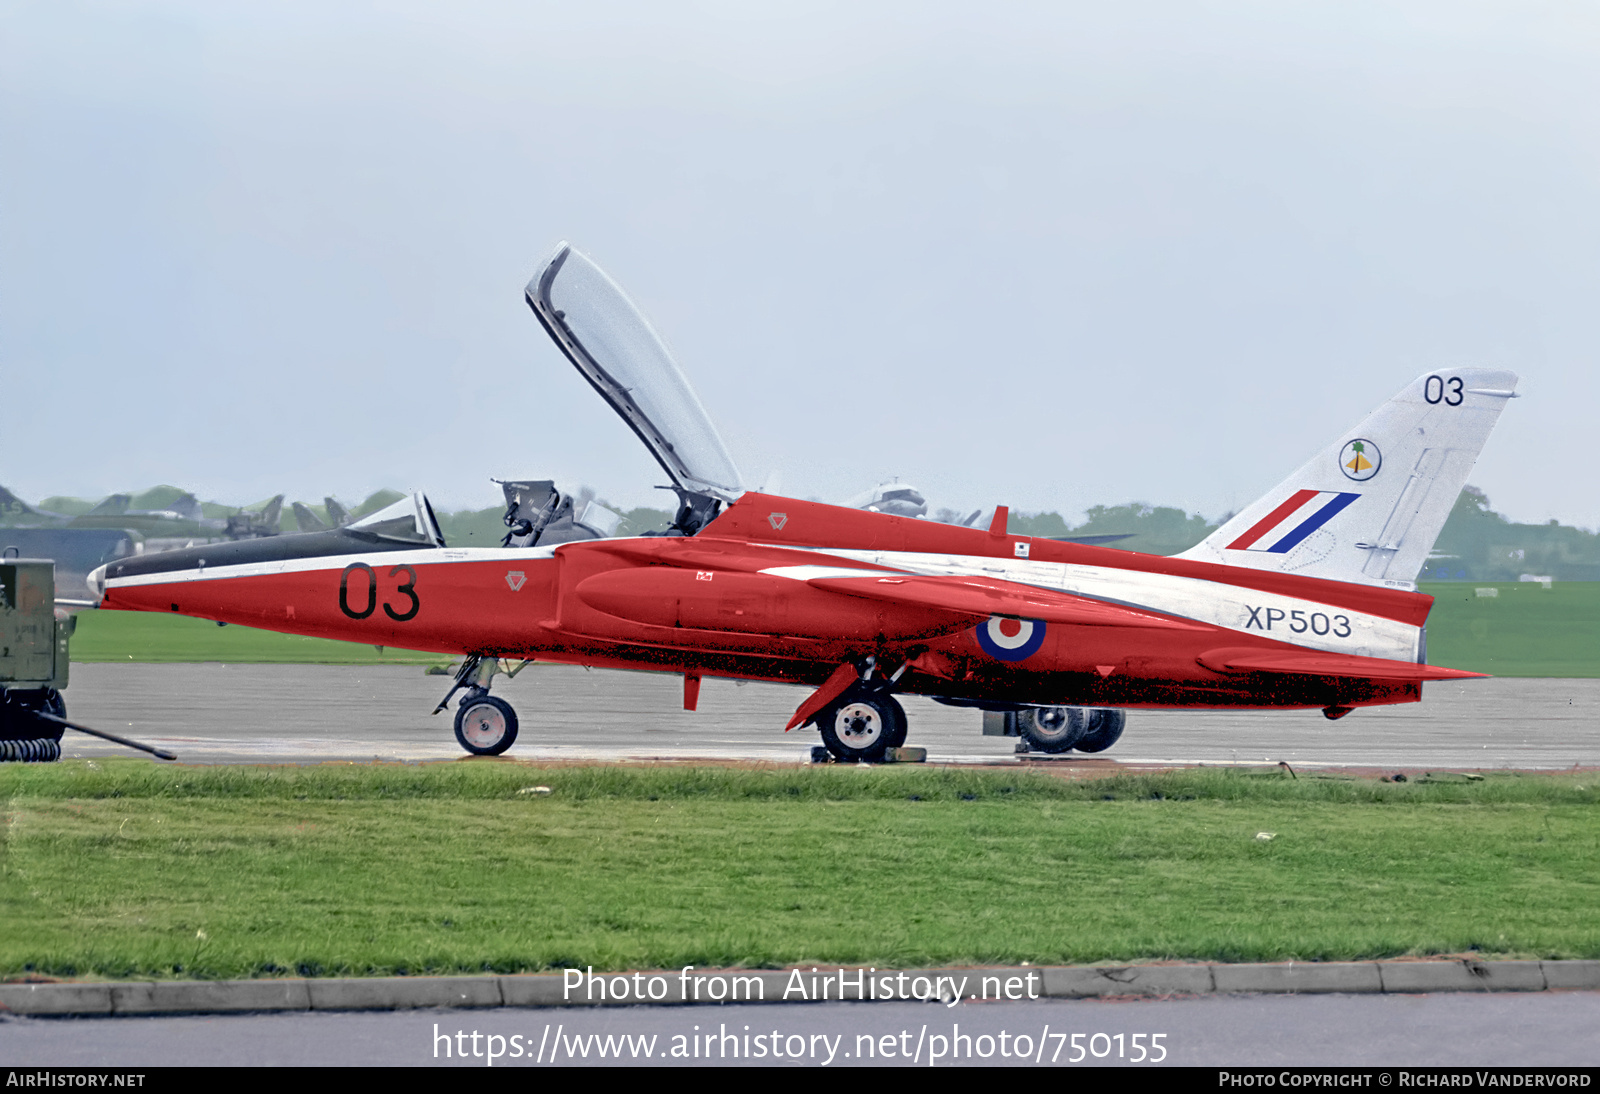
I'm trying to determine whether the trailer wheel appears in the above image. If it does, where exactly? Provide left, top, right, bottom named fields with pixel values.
left=0, top=688, right=65, bottom=743
left=454, top=695, right=519, bottom=756
left=41, top=689, right=65, bottom=740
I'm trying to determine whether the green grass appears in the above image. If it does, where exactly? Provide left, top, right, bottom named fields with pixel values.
left=3, top=763, right=1596, bottom=980
left=68, top=610, right=444, bottom=665
left=1419, top=581, right=1600, bottom=677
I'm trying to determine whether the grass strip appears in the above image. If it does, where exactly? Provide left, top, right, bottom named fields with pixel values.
left=68, top=609, right=444, bottom=665
left=3, top=762, right=1596, bottom=979
left=1417, top=581, right=1600, bottom=677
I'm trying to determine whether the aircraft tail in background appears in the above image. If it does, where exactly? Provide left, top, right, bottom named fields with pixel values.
left=1179, top=369, right=1519, bottom=588
left=292, top=502, right=330, bottom=532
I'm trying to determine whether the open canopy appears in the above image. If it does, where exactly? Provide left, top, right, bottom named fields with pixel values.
left=347, top=492, right=445, bottom=546
left=526, top=243, right=743, bottom=504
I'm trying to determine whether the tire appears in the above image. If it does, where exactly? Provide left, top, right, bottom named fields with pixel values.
left=453, top=694, right=519, bottom=756
left=41, top=689, right=65, bottom=740
left=1074, top=708, right=1126, bottom=753
left=818, top=694, right=898, bottom=763
left=883, top=695, right=908, bottom=749
left=1017, top=706, right=1087, bottom=753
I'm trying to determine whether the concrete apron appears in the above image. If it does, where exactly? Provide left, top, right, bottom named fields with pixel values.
left=2, top=960, right=1597, bottom=1017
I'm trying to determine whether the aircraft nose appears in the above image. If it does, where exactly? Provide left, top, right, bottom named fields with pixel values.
left=85, top=564, right=107, bottom=602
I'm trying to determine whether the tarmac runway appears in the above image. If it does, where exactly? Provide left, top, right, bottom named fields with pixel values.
left=55, top=662, right=1600, bottom=770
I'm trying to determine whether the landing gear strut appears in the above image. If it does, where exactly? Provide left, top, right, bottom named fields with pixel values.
left=434, top=654, right=531, bottom=756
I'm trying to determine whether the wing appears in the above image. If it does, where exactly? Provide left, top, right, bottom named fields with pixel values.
left=1198, top=646, right=1486, bottom=681
left=785, top=570, right=1209, bottom=631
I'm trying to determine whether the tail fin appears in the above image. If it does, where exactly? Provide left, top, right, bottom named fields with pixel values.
left=292, top=502, right=330, bottom=532
left=86, top=493, right=131, bottom=517
left=259, top=494, right=285, bottom=530
left=1179, top=369, right=1519, bottom=587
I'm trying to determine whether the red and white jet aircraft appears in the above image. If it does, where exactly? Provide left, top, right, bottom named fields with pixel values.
left=90, top=245, right=1518, bottom=761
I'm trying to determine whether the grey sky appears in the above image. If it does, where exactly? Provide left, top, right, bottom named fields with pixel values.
left=4, top=1, right=1596, bottom=527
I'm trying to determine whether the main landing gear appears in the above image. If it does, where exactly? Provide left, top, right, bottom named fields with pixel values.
left=1014, top=707, right=1126, bottom=755
left=434, top=655, right=531, bottom=756
left=810, top=658, right=910, bottom=764
left=817, top=693, right=908, bottom=763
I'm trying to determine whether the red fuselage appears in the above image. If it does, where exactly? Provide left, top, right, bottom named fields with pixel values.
left=96, top=492, right=1462, bottom=713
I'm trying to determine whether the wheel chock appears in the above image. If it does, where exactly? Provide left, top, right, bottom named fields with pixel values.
left=809, top=745, right=925, bottom=764
left=883, top=746, right=927, bottom=764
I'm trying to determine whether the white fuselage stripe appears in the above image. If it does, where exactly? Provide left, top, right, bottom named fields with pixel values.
left=768, top=546, right=1420, bottom=661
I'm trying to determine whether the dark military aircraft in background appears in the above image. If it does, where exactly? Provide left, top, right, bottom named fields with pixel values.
left=293, top=497, right=354, bottom=533
left=222, top=496, right=285, bottom=539
left=0, top=485, right=293, bottom=599
left=845, top=481, right=1136, bottom=549
left=1, top=486, right=287, bottom=541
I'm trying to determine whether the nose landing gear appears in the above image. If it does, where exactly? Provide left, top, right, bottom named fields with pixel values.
left=434, top=654, right=531, bottom=756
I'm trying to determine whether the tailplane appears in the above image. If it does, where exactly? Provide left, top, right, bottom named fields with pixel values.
left=1179, top=369, right=1519, bottom=587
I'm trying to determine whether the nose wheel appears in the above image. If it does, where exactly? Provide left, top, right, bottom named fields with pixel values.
left=454, top=693, right=519, bottom=756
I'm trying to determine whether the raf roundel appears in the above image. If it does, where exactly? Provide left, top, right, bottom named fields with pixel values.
left=1338, top=438, right=1381, bottom=482
left=974, top=615, right=1047, bottom=662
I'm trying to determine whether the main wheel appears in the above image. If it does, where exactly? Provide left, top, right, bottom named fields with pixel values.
left=883, top=695, right=908, bottom=749
left=1074, top=708, right=1126, bottom=753
left=1017, top=706, right=1086, bottom=753
left=818, top=694, right=898, bottom=763
left=453, top=694, right=519, bottom=756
